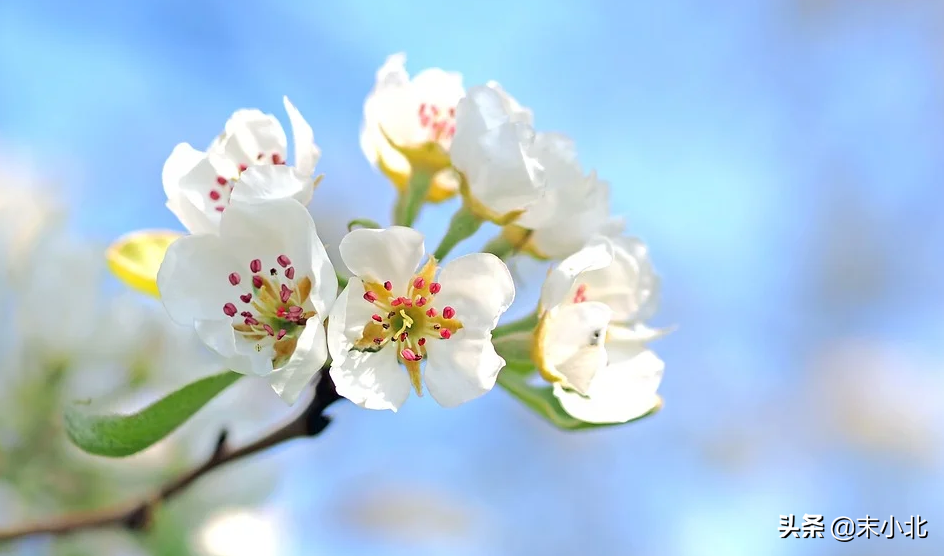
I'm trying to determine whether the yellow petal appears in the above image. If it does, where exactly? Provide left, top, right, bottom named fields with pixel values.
left=106, top=229, right=184, bottom=298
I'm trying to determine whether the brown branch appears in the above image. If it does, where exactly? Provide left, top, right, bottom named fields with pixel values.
left=0, top=369, right=342, bottom=543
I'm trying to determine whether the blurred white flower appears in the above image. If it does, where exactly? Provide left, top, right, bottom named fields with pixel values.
left=450, top=84, right=546, bottom=221
left=360, top=53, right=465, bottom=202
left=157, top=195, right=337, bottom=405
left=328, top=226, right=514, bottom=411
left=195, top=507, right=283, bottom=556
left=537, top=236, right=667, bottom=423
left=163, top=98, right=320, bottom=234
left=511, top=133, right=624, bottom=259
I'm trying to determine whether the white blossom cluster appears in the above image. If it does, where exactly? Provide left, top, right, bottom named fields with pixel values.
left=116, top=53, right=670, bottom=424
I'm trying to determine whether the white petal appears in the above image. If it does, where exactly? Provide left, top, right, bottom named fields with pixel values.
left=553, top=350, right=664, bottom=424
left=466, top=122, right=546, bottom=215
left=435, top=253, right=514, bottom=333
left=485, top=81, right=533, bottom=125
left=218, top=198, right=316, bottom=284
left=579, top=235, right=660, bottom=321
left=230, top=164, right=314, bottom=207
left=360, top=54, right=411, bottom=167
left=157, top=234, right=241, bottom=324
left=540, top=236, right=614, bottom=310
left=283, top=96, right=321, bottom=177
left=540, top=301, right=612, bottom=394
left=194, top=318, right=238, bottom=359
left=423, top=329, right=504, bottom=407
left=608, top=323, right=674, bottom=346
left=216, top=109, right=288, bottom=167
left=330, top=349, right=410, bottom=412
left=266, top=318, right=328, bottom=405
left=326, top=278, right=379, bottom=361
left=339, top=226, right=425, bottom=290
left=162, top=143, right=238, bottom=234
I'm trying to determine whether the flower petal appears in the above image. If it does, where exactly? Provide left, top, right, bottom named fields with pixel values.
left=339, top=226, right=425, bottom=290
left=553, top=349, right=664, bottom=424
left=162, top=143, right=238, bottom=234
left=326, top=278, right=380, bottom=359
left=214, top=109, right=288, bottom=168
left=330, top=348, right=410, bottom=412
left=424, top=329, right=504, bottom=407
left=230, top=164, right=314, bottom=207
left=326, top=279, right=410, bottom=411
left=194, top=318, right=238, bottom=359
left=579, top=235, right=660, bottom=322
left=540, top=236, right=614, bottom=310
left=435, top=253, right=514, bottom=332
left=539, top=301, right=612, bottom=394
left=157, top=234, right=241, bottom=324
left=218, top=198, right=316, bottom=286
left=266, top=318, right=328, bottom=405
left=283, top=96, right=321, bottom=177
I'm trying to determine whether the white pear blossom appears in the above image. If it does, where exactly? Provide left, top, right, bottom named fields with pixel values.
left=327, top=226, right=515, bottom=411
left=450, top=84, right=546, bottom=219
left=512, top=133, right=625, bottom=259
left=157, top=190, right=337, bottom=404
left=360, top=53, right=465, bottom=202
left=163, top=97, right=320, bottom=234
left=537, top=235, right=666, bottom=424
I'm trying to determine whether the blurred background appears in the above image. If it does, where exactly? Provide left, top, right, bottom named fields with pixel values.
left=1, top=0, right=944, bottom=554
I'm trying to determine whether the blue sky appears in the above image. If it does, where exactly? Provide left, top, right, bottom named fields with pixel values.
left=3, top=0, right=944, bottom=554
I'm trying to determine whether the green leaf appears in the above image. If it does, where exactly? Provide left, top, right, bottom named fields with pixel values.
left=496, top=367, right=661, bottom=431
left=64, top=371, right=242, bottom=458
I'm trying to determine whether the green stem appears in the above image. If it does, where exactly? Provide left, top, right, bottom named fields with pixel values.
left=492, top=311, right=540, bottom=337
left=482, top=235, right=515, bottom=260
left=393, top=169, right=433, bottom=227
left=432, top=205, right=483, bottom=261
left=336, top=273, right=349, bottom=290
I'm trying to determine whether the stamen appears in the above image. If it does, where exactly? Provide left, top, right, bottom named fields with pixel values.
left=384, top=281, right=393, bottom=291
left=364, top=291, right=378, bottom=302
left=215, top=206, right=225, bottom=212
left=399, top=332, right=408, bottom=342
left=216, top=176, right=228, bottom=186
left=257, top=152, right=264, bottom=160
left=382, top=323, right=390, bottom=329
left=426, top=307, right=438, bottom=317
left=223, top=303, right=237, bottom=317
left=443, top=306, right=456, bottom=319
left=372, top=314, right=383, bottom=322
left=240, top=293, right=252, bottom=303
left=285, top=267, right=295, bottom=279
left=210, top=190, right=221, bottom=201
left=245, top=316, right=259, bottom=326
left=239, top=163, right=248, bottom=172
left=413, top=277, right=426, bottom=289
left=416, top=296, right=427, bottom=307
left=391, top=297, right=403, bottom=306
left=277, top=255, right=292, bottom=267
left=374, top=338, right=383, bottom=345
left=263, top=324, right=275, bottom=336
left=278, top=329, right=287, bottom=340
left=573, top=284, right=588, bottom=303
left=418, top=338, right=426, bottom=346
left=252, top=275, right=264, bottom=288
left=240, top=311, right=252, bottom=318
left=250, top=259, right=262, bottom=273
left=429, top=282, right=442, bottom=294
left=440, top=329, right=452, bottom=339
left=401, top=348, right=420, bottom=361
left=280, top=284, right=293, bottom=303
left=272, top=153, right=283, bottom=164
left=228, top=272, right=241, bottom=286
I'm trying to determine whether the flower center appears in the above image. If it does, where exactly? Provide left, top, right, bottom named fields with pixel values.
left=417, top=103, right=457, bottom=144
left=220, top=253, right=315, bottom=367
left=209, top=151, right=288, bottom=213
left=352, top=257, right=463, bottom=395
